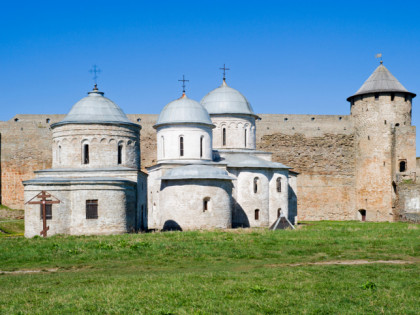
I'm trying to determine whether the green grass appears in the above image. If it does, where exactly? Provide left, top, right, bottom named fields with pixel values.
left=0, top=221, right=419, bottom=314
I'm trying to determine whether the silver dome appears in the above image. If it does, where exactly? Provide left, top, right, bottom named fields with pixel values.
left=200, top=80, right=256, bottom=116
left=52, top=86, right=136, bottom=127
left=154, top=94, right=213, bottom=128
left=161, top=164, right=233, bottom=180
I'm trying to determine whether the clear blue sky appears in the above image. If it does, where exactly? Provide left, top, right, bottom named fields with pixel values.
left=1, top=1, right=420, bottom=149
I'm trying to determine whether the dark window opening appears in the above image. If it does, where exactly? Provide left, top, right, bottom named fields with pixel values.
left=339, top=117, right=342, bottom=120
left=383, top=161, right=386, bottom=166
left=200, top=136, right=203, bottom=158
left=399, top=160, right=407, bottom=172
left=253, top=177, right=259, bottom=193
left=404, top=94, right=408, bottom=102
left=14, top=118, right=19, bottom=122
left=375, top=93, right=379, bottom=100
left=244, top=129, right=247, bottom=147
left=391, top=93, right=395, bottom=101
left=277, top=208, right=282, bottom=218
left=311, top=117, right=315, bottom=121
left=359, top=209, right=366, bottom=222
left=368, top=136, right=370, bottom=140
left=83, top=144, right=89, bottom=164
left=384, top=120, right=387, bottom=125
left=58, top=145, right=62, bottom=164
left=392, top=181, right=397, bottom=194
left=222, top=128, right=226, bottom=146
left=284, top=117, right=288, bottom=121
left=118, top=144, right=123, bottom=164
left=86, top=200, right=98, bottom=219
left=137, top=118, right=141, bottom=122
left=180, top=136, right=184, bottom=156
left=46, top=118, right=50, bottom=123
left=40, top=203, right=52, bottom=220
left=203, top=198, right=210, bottom=212
left=254, top=209, right=260, bottom=220
left=276, top=177, right=281, bottom=192
left=395, top=123, right=400, bottom=127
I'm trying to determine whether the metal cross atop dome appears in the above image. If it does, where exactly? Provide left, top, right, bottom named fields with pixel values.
left=219, top=64, right=230, bottom=81
left=178, top=75, right=189, bottom=93
left=89, top=65, right=101, bottom=85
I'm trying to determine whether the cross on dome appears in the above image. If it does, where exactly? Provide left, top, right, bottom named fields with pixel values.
left=219, top=64, right=230, bottom=81
left=89, top=65, right=101, bottom=87
left=178, top=74, right=189, bottom=95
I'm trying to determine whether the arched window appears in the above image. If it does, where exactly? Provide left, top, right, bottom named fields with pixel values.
left=277, top=208, right=282, bottom=218
left=200, top=136, right=204, bottom=158
left=399, top=160, right=407, bottom=172
left=58, top=145, right=61, bottom=164
left=253, top=177, right=259, bottom=193
left=179, top=136, right=184, bottom=156
left=276, top=177, right=281, bottom=192
left=83, top=144, right=89, bottom=164
left=244, top=129, right=247, bottom=147
left=118, top=144, right=123, bottom=165
left=254, top=209, right=260, bottom=220
left=222, top=128, right=226, bottom=146
left=203, top=197, right=210, bottom=212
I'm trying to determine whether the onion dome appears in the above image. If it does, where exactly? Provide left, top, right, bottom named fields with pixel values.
left=52, top=85, right=136, bottom=127
left=200, top=80, right=257, bottom=117
left=154, top=93, right=213, bottom=128
left=161, top=164, right=232, bottom=180
left=347, top=62, right=416, bottom=101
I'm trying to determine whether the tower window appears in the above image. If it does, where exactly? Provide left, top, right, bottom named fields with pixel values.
left=384, top=120, right=387, bottom=125
left=254, top=209, right=260, bottom=220
left=253, top=177, right=259, bottom=193
left=368, top=136, right=370, bottom=140
left=375, top=93, right=379, bottom=100
left=203, top=197, right=210, bottom=212
left=276, top=177, right=281, bottom=192
left=58, top=145, right=62, bottom=164
left=118, top=144, right=123, bottom=164
left=200, top=136, right=203, bottom=158
left=399, top=160, right=407, bottom=172
left=391, top=93, right=395, bottom=101
left=179, top=136, right=184, bottom=156
left=404, top=94, right=408, bottom=102
left=311, top=117, right=315, bottom=121
left=86, top=200, right=98, bottom=219
left=244, top=129, right=247, bottom=147
left=40, top=203, right=52, bottom=220
left=46, top=118, right=50, bottom=123
left=83, top=144, right=89, bottom=164
left=222, top=128, right=226, bottom=146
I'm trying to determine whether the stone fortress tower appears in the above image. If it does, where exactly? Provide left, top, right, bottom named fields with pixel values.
left=23, top=85, right=147, bottom=237
left=347, top=61, right=416, bottom=221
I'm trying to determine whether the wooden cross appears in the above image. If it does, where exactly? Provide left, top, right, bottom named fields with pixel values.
left=219, top=64, right=230, bottom=81
left=26, top=191, right=61, bottom=237
left=178, top=74, right=189, bottom=93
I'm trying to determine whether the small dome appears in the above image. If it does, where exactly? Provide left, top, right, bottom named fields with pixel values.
left=200, top=80, right=256, bottom=116
left=155, top=94, right=213, bottom=128
left=161, top=164, right=232, bottom=180
left=52, top=86, right=136, bottom=127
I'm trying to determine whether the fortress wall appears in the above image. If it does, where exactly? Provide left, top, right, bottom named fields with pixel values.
left=1, top=114, right=356, bottom=220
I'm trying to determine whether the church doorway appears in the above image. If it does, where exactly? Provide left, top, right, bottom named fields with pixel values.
left=358, top=209, right=366, bottom=222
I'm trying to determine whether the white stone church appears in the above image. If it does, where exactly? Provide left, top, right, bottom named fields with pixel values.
left=23, top=77, right=297, bottom=237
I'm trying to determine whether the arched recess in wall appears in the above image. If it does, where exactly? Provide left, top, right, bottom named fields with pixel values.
left=203, top=197, right=210, bottom=212
left=276, top=177, right=281, bottom=192
left=117, top=140, right=124, bottom=165
left=200, top=136, right=204, bottom=158
left=179, top=135, right=184, bottom=157
left=81, top=140, right=90, bottom=165
left=253, top=177, right=259, bottom=193
left=222, top=127, right=226, bottom=146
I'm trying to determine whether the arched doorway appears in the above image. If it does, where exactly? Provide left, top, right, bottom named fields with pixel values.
left=358, top=209, right=366, bottom=222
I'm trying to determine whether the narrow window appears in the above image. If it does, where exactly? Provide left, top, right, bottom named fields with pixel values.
left=375, top=93, right=379, bottom=100
left=86, top=200, right=98, bottom=219
left=46, top=118, right=50, bottom=123
left=351, top=99, right=354, bottom=106
left=276, top=177, right=281, bottom=192
left=203, top=197, right=210, bottom=212
left=384, top=120, right=387, bottom=125
left=311, top=117, right=315, bottom=121
left=222, top=128, right=226, bottom=146
left=244, top=129, right=247, bottom=147
left=395, top=123, right=400, bottom=127
left=399, top=160, right=407, bottom=172
left=40, top=203, right=52, bottom=220
left=277, top=208, right=282, bottom=218
left=391, top=93, right=395, bottom=101
left=179, top=136, right=184, bottom=156
left=200, top=136, right=203, bottom=158
left=404, top=94, right=408, bottom=102
left=253, top=177, right=259, bottom=193
left=83, top=144, right=89, bottom=164
left=58, top=145, right=61, bottom=164
left=118, top=144, right=123, bottom=164
left=359, top=209, right=366, bottom=222
left=254, top=209, right=260, bottom=220
left=368, top=136, right=370, bottom=140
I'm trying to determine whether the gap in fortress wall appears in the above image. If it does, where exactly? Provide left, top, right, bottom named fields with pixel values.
left=1, top=113, right=356, bottom=221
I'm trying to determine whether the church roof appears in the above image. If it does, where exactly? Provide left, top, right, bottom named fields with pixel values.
left=52, top=85, right=137, bottom=128
left=222, top=153, right=290, bottom=169
left=154, top=94, right=213, bottom=128
left=347, top=63, right=416, bottom=101
left=161, top=164, right=233, bottom=180
left=200, top=80, right=257, bottom=117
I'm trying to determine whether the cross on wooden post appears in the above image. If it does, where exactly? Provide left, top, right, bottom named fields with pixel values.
left=219, top=64, right=230, bottom=81
left=26, top=191, right=61, bottom=237
left=178, top=74, right=189, bottom=93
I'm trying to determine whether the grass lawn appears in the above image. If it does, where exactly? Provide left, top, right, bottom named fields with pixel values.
left=0, top=221, right=418, bottom=314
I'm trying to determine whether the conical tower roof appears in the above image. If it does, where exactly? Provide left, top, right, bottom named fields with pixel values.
left=347, top=62, right=415, bottom=101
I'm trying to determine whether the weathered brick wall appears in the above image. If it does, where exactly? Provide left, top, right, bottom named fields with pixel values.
left=395, top=182, right=420, bottom=222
